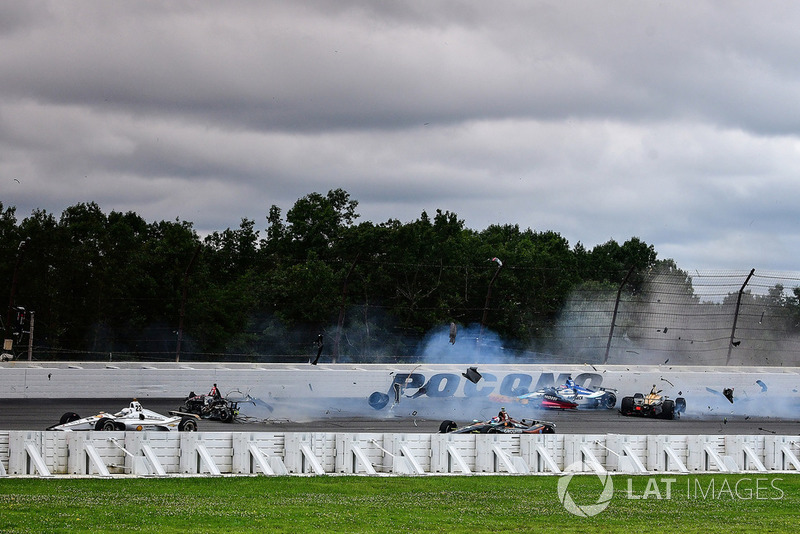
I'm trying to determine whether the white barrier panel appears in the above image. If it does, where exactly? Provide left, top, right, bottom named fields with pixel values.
left=1, top=431, right=798, bottom=478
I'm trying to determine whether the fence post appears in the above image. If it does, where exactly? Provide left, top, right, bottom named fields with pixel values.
left=603, top=266, right=634, bottom=364
left=726, top=268, right=755, bottom=365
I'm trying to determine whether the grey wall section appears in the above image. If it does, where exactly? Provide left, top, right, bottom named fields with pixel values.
left=1, top=363, right=798, bottom=421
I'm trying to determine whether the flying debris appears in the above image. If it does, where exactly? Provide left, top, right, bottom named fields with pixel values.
left=759, top=427, right=776, bottom=434
left=660, top=377, right=674, bottom=387
left=723, top=388, right=734, bottom=403
left=449, top=322, right=457, bottom=344
left=489, top=257, right=503, bottom=267
left=731, top=340, right=741, bottom=347
left=756, top=380, right=768, bottom=392
left=462, top=367, right=482, bottom=384
left=368, top=391, right=390, bottom=410
left=663, top=358, right=670, bottom=365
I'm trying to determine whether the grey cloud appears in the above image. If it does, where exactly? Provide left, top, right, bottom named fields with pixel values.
left=3, top=1, right=800, bottom=274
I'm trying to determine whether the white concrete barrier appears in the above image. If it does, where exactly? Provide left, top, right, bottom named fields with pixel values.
left=1, top=430, right=799, bottom=478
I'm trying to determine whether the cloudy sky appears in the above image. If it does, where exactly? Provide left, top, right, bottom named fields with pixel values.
left=2, top=1, right=800, bottom=273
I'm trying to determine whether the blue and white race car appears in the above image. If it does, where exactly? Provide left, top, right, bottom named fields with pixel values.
left=494, top=378, right=617, bottom=410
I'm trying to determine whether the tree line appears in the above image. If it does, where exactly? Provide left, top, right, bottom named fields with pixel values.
left=1, top=189, right=797, bottom=364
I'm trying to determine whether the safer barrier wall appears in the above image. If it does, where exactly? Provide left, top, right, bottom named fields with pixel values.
left=2, top=363, right=798, bottom=410
left=2, top=431, right=799, bottom=478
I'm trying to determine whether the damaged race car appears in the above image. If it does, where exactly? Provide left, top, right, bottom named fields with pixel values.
left=439, top=416, right=556, bottom=434
left=47, top=400, right=199, bottom=432
left=179, top=387, right=240, bottom=423
left=492, top=377, right=617, bottom=410
left=619, top=386, right=687, bottom=420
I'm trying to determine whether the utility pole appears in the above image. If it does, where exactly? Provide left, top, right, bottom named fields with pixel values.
left=479, top=257, right=504, bottom=342
left=27, top=311, right=34, bottom=361
left=4, top=238, right=29, bottom=356
left=176, top=245, right=201, bottom=362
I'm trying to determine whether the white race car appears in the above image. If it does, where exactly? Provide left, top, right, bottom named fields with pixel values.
left=47, top=400, right=199, bottom=432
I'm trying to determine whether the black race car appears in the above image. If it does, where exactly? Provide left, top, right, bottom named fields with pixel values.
left=619, top=387, right=686, bottom=419
left=179, top=391, right=239, bottom=423
left=439, top=417, right=555, bottom=434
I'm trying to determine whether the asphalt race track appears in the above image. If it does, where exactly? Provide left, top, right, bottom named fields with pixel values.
left=2, top=398, right=799, bottom=435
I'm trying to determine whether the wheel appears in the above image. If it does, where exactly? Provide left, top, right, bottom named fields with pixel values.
left=95, top=418, right=117, bottom=431
left=368, top=392, right=390, bottom=410
left=217, top=407, right=232, bottom=423
left=439, top=420, right=457, bottom=433
left=661, top=400, right=675, bottom=420
left=179, top=417, right=198, bottom=431
left=59, top=412, right=80, bottom=425
left=620, top=396, right=634, bottom=416
left=604, top=393, right=617, bottom=409
left=675, top=397, right=687, bottom=413
left=542, top=424, right=556, bottom=434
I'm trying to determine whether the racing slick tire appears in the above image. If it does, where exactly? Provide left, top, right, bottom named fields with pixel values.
left=661, top=400, right=675, bottom=420
left=59, top=412, right=81, bottom=425
left=675, top=397, right=687, bottom=414
left=439, top=420, right=458, bottom=433
left=604, top=393, right=617, bottom=409
left=368, top=392, right=390, bottom=410
left=620, top=396, right=634, bottom=416
left=95, top=418, right=117, bottom=431
left=179, top=417, right=199, bottom=432
left=217, top=407, right=233, bottom=423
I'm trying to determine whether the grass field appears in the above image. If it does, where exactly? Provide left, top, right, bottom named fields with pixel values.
left=0, top=473, right=797, bottom=533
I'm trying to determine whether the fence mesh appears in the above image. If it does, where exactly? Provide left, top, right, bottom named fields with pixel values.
left=554, top=269, right=800, bottom=366
left=9, top=268, right=800, bottom=366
